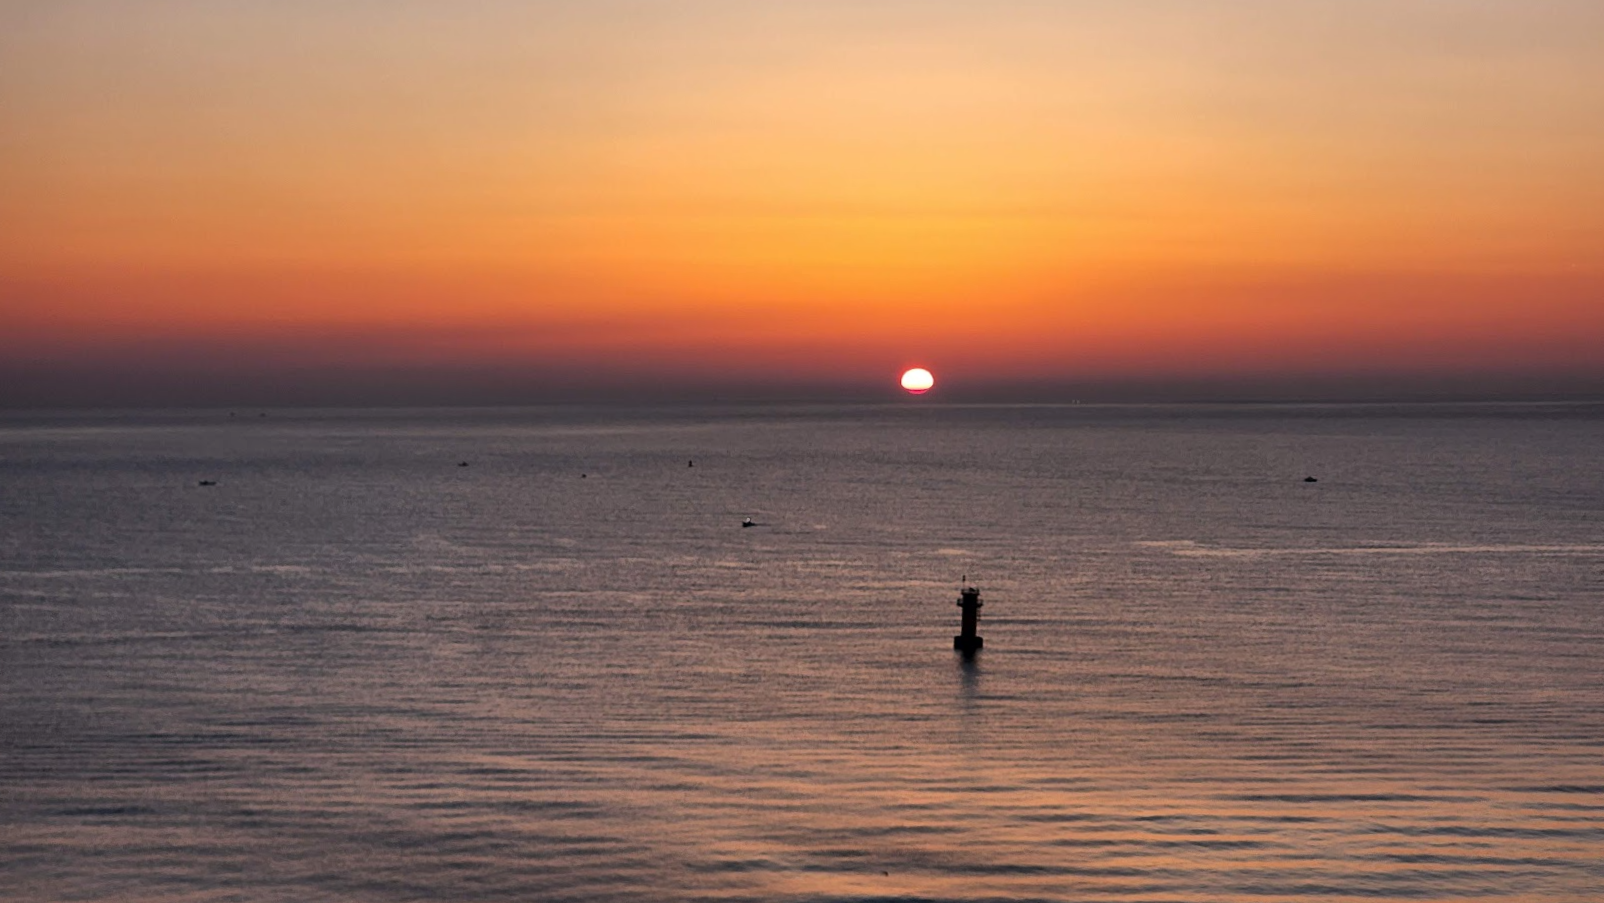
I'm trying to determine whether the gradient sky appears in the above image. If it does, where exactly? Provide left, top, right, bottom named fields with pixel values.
left=3, top=1, right=1602, bottom=405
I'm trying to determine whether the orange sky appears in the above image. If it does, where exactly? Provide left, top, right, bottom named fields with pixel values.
left=3, top=1, right=1602, bottom=404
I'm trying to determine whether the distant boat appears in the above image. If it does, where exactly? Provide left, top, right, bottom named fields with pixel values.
left=198, top=480, right=217, bottom=486
left=742, top=518, right=755, bottom=528
left=1304, top=476, right=1318, bottom=483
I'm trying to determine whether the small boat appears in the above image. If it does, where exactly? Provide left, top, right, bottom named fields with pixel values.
left=197, top=480, right=217, bottom=486
left=741, top=517, right=755, bottom=528
left=1304, top=476, right=1318, bottom=483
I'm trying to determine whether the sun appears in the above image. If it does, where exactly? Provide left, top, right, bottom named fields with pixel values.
left=900, top=367, right=935, bottom=394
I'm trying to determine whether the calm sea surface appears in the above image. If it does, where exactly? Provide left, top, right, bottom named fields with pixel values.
left=2, top=403, right=1602, bottom=902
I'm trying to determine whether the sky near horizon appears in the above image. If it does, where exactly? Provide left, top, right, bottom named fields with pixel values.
left=3, top=1, right=1602, bottom=404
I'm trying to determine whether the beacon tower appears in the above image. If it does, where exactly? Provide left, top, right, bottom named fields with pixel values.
left=954, top=585, right=983, bottom=654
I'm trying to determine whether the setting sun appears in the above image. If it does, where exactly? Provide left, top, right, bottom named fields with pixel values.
left=900, top=368, right=935, bottom=394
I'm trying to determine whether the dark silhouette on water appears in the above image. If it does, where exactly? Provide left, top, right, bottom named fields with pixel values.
left=1304, top=475, right=1318, bottom=482
left=954, top=583, right=983, bottom=656
left=741, top=517, right=755, bottom=528
left=197, top=480, right=217, bottom=487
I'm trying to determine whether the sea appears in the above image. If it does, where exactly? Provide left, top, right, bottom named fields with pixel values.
left=2, top=402, right=1601, bottom=902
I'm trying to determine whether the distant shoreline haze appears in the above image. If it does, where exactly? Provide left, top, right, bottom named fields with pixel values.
left=1, top=362, right=1602, bottom=409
